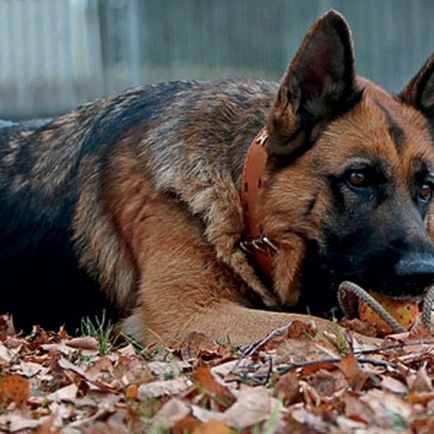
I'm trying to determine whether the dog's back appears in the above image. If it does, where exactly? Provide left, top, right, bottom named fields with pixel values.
left=0, top=80, right=276, bottom=332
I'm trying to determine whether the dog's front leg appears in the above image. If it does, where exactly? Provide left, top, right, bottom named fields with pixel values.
left=121, top=236, right=377, bottom=347
left=123, top=297, right=303, bottom=346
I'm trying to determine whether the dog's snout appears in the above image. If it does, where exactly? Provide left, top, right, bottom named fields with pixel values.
left=394, top=252, right=434, bottom=290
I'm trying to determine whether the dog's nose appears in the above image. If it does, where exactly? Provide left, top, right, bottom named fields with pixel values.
left=394, top=252, right=434, bottom=290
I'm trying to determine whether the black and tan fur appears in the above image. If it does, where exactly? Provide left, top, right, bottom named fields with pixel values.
left=1, top=11, right=434, bottom=344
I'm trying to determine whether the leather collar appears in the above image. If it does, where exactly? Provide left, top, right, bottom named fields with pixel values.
left=240, top=127, right=277, bottom=283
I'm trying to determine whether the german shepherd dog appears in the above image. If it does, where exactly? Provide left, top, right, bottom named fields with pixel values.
left=1, top=11, right=434, bottom=345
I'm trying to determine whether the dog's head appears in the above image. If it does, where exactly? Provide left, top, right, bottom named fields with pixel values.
left=260, top=11, right=434, bottom=313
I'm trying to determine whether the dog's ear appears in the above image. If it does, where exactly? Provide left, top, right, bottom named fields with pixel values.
left=267, top=10, right=359, bottom=158
left=399, top=54, right=434, bottom=116
left=400, top=55, right=434, bottom=244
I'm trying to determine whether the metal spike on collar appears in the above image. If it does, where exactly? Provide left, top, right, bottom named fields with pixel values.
left=239, top=235, right=278, bottom=254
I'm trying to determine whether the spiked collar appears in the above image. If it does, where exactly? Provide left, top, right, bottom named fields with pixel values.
left=240, top=127, right=278, bottom=284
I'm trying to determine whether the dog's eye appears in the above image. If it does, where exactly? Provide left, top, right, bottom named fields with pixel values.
left=417, top=183, right=433, bottom=203
left=346, top=170, right=370, bottom=188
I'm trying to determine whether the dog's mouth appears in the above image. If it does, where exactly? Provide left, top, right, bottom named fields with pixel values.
left=299, top=246, right=434, bottom=333
left=366, top=276, right=433, bottom=299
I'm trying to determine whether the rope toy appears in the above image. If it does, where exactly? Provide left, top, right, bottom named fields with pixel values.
left=338, top=281, right=434, bottom=335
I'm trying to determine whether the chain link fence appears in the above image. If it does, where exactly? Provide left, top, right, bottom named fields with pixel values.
left=0, top=0, right=433, bottom=118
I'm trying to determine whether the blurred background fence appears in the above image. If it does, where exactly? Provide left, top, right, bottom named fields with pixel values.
left=0, top=0, right=433, bottom=119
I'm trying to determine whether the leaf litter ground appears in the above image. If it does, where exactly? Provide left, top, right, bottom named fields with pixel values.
left=0, top=315, right=433, bottom=433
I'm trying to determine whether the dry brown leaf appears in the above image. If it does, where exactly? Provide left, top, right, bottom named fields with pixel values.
left=360, top=389, right=413, bottom=428
left=211, top=360, right=238, bottom=377
left=339, top=354, right=369, bottom=391
left=0, top=413, right=44, bottom=432
left=274, top=371, right=300, bottom=405
left=147, top=360, right=189, bottom=378
left=192, top=419, right=231, bottom=434
left=151, top=398, right=191, bottom=430
left=193, top=386, right=284, bottom=431
left=339, top=318, right=378, bottom=337
left=19, top=360, right=45, bottom=377
left=0, top=315, right=16, bottom=339
left=41, top=343, right=76, bottom=357
left=0, top=374, right=29, bottom=406
left=309, top=369, right=340, bottom=397
left=335, top=414, right=367, bottom=431
left=407, top=391, right=434, bottom=405
left=290, top=407, right=330, bottom=432
left=33, top=416, right=60, bottom=434
left=180, top=331, right=219, bottom=360
left=125, top=383, right=138, bottom=400
left=380, top=376, right=408, bottom=394
left=138, top=377, right=193, bottom=400
left=408, top=364, right=433, bottom=393
left=299, top=380, right=321, bottom=407
left=286, top=320, right=315, bottom=339
left=64, top=336, right=98, bottom=351
left=344, top=393, right=375, bottom=424
left=112, top=356, right=154, bottom=386
left=173, top=415, right=202, bottom=433
left=275, top=338, right=332, bottom=365
left=47, top=384, right=78, bottom=402
left=117, top=344, right=136, bottom=357
left=84, top=356, right=113, bottom=382
left=192, top=366, right=235, bottom=408
left=0, top=343, right=18, bottom=363
left=58, top=357, right=114, bottom=391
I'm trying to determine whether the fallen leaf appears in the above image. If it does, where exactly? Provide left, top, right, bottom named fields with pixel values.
left=138, top=377, right=193, bottom=400
left=3, top=413, right=43, bottom=432
left=408, top=364, right=432, bottom=393
left=339, top=318, right=377, bottom=337
left=344, top=393, right=375, bottom=424
left=274, top=371, right=300, bottom=405
left=84, top=356, right=113, bottom=382
left=192, top=366, right=235, bottom=408
left=125, top=383, right=138, bottom=400
left=275, top=338, right=333, bottom=365
left=113, top=355, right=153, bottom=385
left=339, top=354, right=369, bottom=391
left=64, top=336, right=98, bottom=351
left=290, top=407, right=330, bottom=432
left=0, top=343, right=18, bottom=363
left=408, top=391, right=434, bottom=405
left=309, top=369, right=340, bottom=397
left=0, top=374, right=29, bottom=405
left=381, top=376, right=408, bottom=394
left=173, top=415, right=201, bottom=433
left=33, top=416, right=60, bottom=434
left=300, top=380, right=321, bottom=407
left=0, top=315, right=16, bottom=339
left=192, top=419, right=231, bottom=434
left=180, top=331, right=219, bottom=360
left=211, top=360, right=238, bottom=377
left=286, top=320, right=315, bottom=339
left=19, top=360, right=45, bottom=377
left=360, top=389, right=412, bottom=429
left=151, top=398, right=191, bottom=429
left=147, top=360, right=188, bottom=378
left=47, top=384, right=78, bottom=402
left=335, top=415, right=367, bottom=430
left=193, top=386, right=284, bottom=431
left=117, top=344, right=136, bottom=357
